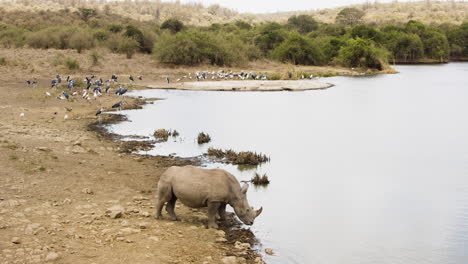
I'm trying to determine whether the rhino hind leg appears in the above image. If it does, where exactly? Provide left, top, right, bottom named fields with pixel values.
left=207, top=202, right=222, bottom=229
left=154, top=182, right=172, bottom=219
left=165, top=195, right=180, bottom=221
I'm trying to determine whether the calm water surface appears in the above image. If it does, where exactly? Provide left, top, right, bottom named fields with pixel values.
left=109, top=63, right=468, bottom=264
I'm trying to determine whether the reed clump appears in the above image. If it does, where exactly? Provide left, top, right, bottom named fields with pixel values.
left=251, top=172, right=270, bottom=185
left=154, top=129, right=179, bottom=141
left=206, top=147, right=270, bottom=165
left=197, top=132, right=211, bottom=144
left=153, top=129, right=171, bottom=141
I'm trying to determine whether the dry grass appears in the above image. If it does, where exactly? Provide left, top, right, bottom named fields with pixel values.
left=251, top=172, right=270, bottom=185
left=206, top=147, right=270, bottom=166
left=197, top=132, right=211, bottom=144
left=153, top=129, right=171, bottom=141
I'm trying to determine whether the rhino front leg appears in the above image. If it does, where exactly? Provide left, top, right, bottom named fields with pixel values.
left=207, top=202, right=221, bottom=229
left=218, top=203, right=227, bottom=221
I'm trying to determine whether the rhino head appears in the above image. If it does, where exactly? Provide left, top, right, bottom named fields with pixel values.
left=232, top=184, right=263, bottom=226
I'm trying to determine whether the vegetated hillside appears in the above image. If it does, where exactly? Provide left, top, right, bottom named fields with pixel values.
left=0, top=0, right=466, bottom=72
left=0, top=0, right=249, bottom=26
left=257, top=1, right=468, bottom=25
left=0, top=0, right=466, bottom=26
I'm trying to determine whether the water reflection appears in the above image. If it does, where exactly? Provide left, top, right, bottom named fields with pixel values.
left=109, top=63, right=468, bottom=264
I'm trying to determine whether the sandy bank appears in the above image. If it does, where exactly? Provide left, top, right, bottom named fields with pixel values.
left=147, top=79, right=334, bottom=91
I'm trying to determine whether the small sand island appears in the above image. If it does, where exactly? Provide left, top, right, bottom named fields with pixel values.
left=147, top=80, right=334, bottom=91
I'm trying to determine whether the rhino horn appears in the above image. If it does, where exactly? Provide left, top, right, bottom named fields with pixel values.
left=255, top=207, right=263, bottom=217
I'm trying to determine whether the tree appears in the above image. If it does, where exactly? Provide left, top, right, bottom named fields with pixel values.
left=287, top=15, right=318, bottom=34
left=337, top=37, right=388, bottom=69
left=254, top=22, right=288, bottom=54
left=421, top=30, right=449, bottom=61
left=271, top=32, right=324, bottom=65
left=350, top=24, right=383, bottom=42
left=384, top=31, right=424, bottom=62
left=160, top=18, right=184, bottom=33
left=335, top=8, right=365, bottom=26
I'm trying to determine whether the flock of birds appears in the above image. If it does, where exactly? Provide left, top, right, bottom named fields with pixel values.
left=23, top=70, right=316, bottom=120
left=166, top=70, right=314, bottom=83
left=25, top=74, right=143, bottom=121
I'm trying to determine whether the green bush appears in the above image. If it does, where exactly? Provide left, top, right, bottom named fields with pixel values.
left=255, top=23, right=288, bottom=54
left=65, top=57, right=80, bottom=70
left=271, top=32, right=324, bottom=65
left=0, top=25, right=27, bottom=48
left=287, top=15, right=318, bottom=34
left=117, top=37, right=139, bottom=59
left=0, top=57, right=6, bottom=66
left=383, top=31, right=424, bottom=62
left=108, top=24, right=123, bottom=33
left=69, top=30, right=94, bottom=53
left=337, top=37, right=389, bottom=70
left=160, top=18, right=184, bottom=33
left=154, top=30, right=246, bottom=66
left=90, top=50, right=101, bottom=66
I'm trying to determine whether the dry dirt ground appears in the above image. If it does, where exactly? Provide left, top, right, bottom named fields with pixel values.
left=0, top=49, right=280, bottom=264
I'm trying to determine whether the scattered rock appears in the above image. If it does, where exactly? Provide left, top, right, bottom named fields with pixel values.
left=81, top=188, right=94, bottom=195
left=148, top=236, right=160, bottom=242
left=120, top=228, right=140, bottom=235
left=36, top=147, right=52, bottom=152
left=264, top=248, right=274, bottom=255
left=25, top=223, right=44, bottom=235
left=140, top=211, right=150, bottom=217
left=139, top=222, right=149, bottom=229
left=45, top=252, right=60, bottom=262
left=222, top=256, right=238, bottom=264
left=216, top=237, right=227, bottom=243
left=234, top=241, right=250, bottom=250
left=106, top=205, right=124, bottom=219
left=11, top=237, right=21, bottom=244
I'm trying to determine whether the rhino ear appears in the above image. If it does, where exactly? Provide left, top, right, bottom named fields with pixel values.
left=240, top=183, right=249, bottom=194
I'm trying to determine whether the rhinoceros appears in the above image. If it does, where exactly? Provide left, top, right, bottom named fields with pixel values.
left=154, top=166, right=262, bottom=229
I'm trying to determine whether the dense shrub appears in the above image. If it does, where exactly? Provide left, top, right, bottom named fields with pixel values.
left=255, top=22, right=288, bottom=54
left=337, top=38, right=389, bottom=69
left=65, top=57, right=80, bottom=70
left=350, top=24, right=383, bottom=42
left=160, top=18, right=184, bottom=33
left=69, top=30, right=94, bottom=53
left=271, top=32, right=324, bottom=65
left=0, top=25, right=27, bottom=48
left=117, top=37, right=139, bottom=59
left=384, top=31, right=424, bottom=62
left=287, top=15, right=318, bottom=34
left=154, top=31, right=246, bottom=66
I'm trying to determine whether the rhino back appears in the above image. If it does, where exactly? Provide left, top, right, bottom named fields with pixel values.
left=163, top=166, right=240, bottom=208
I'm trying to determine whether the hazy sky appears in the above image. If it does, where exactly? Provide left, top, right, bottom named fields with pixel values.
left=178, top=0, right=395, bottom=13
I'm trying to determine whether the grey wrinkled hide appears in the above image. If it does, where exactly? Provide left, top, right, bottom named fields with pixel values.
left=154, top=166, right=262, bottom=229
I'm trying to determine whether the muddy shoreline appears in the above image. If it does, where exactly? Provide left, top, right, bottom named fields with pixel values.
left=86, top=97, right=263, bottom=262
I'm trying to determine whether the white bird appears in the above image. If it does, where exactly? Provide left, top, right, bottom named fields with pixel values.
left=19, top=113, right=25, bottom=118
left=45, top=92, right=51, bottom=96
left=64, top=114, right=68, bottom=120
